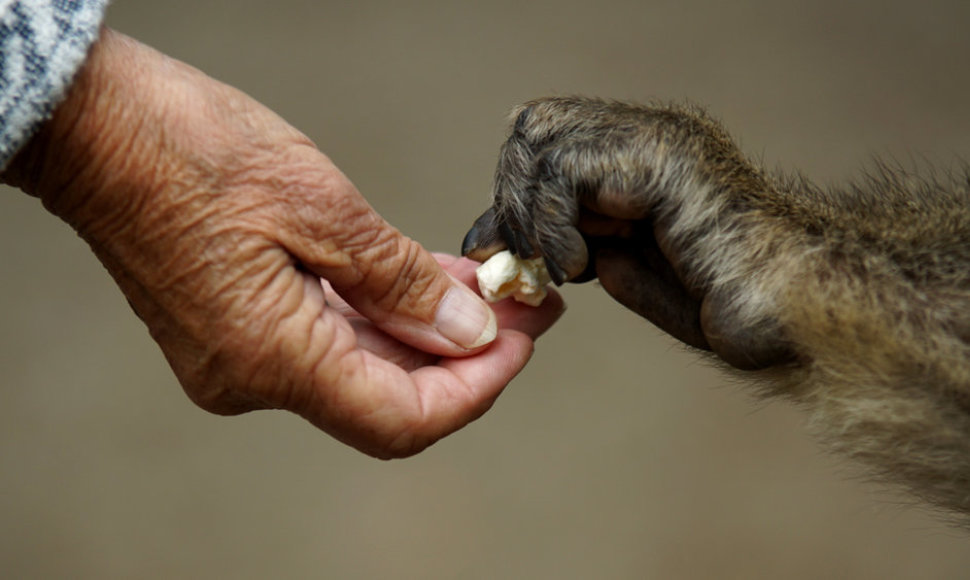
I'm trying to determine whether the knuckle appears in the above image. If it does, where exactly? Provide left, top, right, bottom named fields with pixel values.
left=352, top=233, right=438, bottom=318
left=510, top=97, right=577, bottom=142
left=511, top=102, right=535, bottom=135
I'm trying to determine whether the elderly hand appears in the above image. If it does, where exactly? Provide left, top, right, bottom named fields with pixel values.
left=2, top=29, right=564, bottom=458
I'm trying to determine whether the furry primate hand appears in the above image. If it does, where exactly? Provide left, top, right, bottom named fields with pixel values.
left=462, top=96, right=970, bottom=522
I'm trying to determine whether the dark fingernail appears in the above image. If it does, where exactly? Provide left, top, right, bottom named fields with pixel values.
left=544, top=256, right=569, bottom=286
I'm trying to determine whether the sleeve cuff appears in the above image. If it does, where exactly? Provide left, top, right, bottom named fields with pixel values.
left=0, top=0, right=110, bottom=170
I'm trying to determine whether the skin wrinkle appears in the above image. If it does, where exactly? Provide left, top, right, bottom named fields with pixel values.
left=124, top=138, right=293, bottom=322
left=380, top=239, right=430, bottom=312
left=356, top=234, right=422, bottom=313
left=200, top=265, right=327, bottom=414
left=62, top=47, right=209, bottom=239
left=217, top=255, right=293, bottom=338
left=329, top=348, right=414, bottom=452
left=150, top=236, right=273, bottom=328
left=133, top=197, right=223, bottom=275
left=333, top=223, right=441, bottom=325
left=290, top=304, right=354, bottom=420
left=2, top=29, right=564, bottom=460
left=28, top=52, right=128, bottom=215
left=73, top=50, right=317, bottom=411
left=414, top=365, right=487, bottom=451
left=55, top=119, right=159, bottom=238
left=387, top=369, right=465, bottom=457
left=323, top=277, right=445, bottom=370
left=136, top=74, right=440, bottom=417
left=430, top=340, right=520, bottom=419
left=307, top=195, right=388, bottom=277
left=345, top=318, right=440, bottom=370
left=387, top=367, right=441, bottom=457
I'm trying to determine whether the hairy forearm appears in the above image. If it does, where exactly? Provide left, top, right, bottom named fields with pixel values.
left=658, top=132, right=970, bottom=518
left=463, top=95, right=970, bottom=521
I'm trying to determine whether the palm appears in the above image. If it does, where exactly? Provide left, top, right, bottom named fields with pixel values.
left=324, top=254, right=563, bottom=371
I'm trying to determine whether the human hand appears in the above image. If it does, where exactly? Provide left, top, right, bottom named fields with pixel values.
left=462, top=97, right=793, bottom=370
left=2, top=29, right=564, bottom=457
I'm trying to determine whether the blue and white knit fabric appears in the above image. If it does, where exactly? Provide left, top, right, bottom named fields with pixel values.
left=0, top=0, right=108, bottom=170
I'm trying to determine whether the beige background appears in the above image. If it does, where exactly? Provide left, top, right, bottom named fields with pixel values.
left=3, top=0, right=970, bottom=577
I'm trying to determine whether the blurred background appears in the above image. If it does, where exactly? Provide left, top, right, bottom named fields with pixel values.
left=2, top=0, right=970, bottom=577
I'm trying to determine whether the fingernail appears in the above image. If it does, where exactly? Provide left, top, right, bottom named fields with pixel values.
left=435, top=286, right=497, bottom=349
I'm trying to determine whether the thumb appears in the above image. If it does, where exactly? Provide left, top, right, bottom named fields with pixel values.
left=278, top=166, right=497, bottom=355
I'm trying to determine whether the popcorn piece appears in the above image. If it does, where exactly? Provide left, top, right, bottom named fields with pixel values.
left=475, top=250, right=552, bottom=307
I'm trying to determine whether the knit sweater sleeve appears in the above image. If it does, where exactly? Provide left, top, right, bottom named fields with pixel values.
left=0, top=0, right=109, bottom=170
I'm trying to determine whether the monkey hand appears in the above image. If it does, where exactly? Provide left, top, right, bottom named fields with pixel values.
left=462, top=97, right=796, bottom=371
left=464, top=96, right=970, bottom=521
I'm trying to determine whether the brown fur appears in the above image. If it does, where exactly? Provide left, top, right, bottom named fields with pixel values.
left=462, top=96, right=970, bottom=523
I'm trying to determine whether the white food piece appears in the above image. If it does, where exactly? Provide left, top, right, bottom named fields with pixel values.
left=475, top=250, right=552, bottom=307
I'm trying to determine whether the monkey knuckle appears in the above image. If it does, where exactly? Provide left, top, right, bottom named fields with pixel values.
left=510, top=96, right=588, bottom=143
left=511, top=97, right=558, bottom=130
left=511, top=102, right=535, bottom=135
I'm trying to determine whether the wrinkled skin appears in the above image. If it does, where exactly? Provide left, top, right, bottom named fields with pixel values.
left=2, top=29, right=565, bottom=459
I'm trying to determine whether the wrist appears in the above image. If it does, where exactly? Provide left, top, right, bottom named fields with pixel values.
left=1, top=28, right=202, bottom=243
left=5, top=27, right=122, bottom=210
